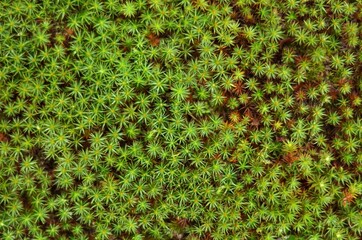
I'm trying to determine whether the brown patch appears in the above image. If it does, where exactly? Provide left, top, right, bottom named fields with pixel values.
left=186, top=88, right=194, bottom=102
left=228, top=157, right=238, bottom=163
left=342, top=190, right=356, bottom=206
left=293, top=82, right=306, bottom=92
left=60, top=28, right=75, bottom=47
left=329, top=86, right=339, bottom=100
left=295, top=55, right=308, bottom=65
left=203, top=232, right=213, bottom=240
left=244, top=108, right=253, bottom=118
left=83, top=129, right=92, bottom=139
left=213, top=154, right=221, bottom=160
left=230, top=11, right=238, bottom=19
left=337, top=78, right=351, bottom=88
left=295, top=89, right=306, bottom=101
left=222, top=90, right=232, bottom=103
left=286, top=119, right=295, bottom=128
left=175, top=217, right=189, bottom=228
left=218, top=45, right=227, bottom=54
left=233, top=81, right=244, bottom=95
left=147, top=33, right=160, bottom=47
left=279, top=37, right=294, bottom=47
left=0, top=133, right=9, bottom=142
left=64, top=28, right=74, bottom=37
left=222, top=121, right=235, bottom=130
left=236, top=33, right=249, bottom=47
left=244, top=107, right=260, bottom=127
left=349, top=91, right=359, bottom=101
left=283, top=152, right=299, bottom=164
left=251, top=118, right=260, bottom=127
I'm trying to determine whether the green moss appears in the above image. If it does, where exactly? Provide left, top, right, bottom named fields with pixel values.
left=0, top=0, right=361, bottom=239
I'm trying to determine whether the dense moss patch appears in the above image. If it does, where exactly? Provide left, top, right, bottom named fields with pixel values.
left=0, top=0, right=361, bottom=239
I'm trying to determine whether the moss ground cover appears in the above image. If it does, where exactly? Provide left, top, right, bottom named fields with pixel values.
left=0, top=0, right=361, bottom=239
